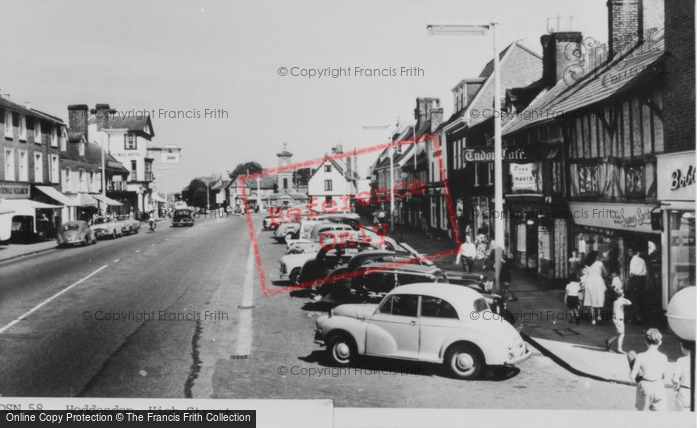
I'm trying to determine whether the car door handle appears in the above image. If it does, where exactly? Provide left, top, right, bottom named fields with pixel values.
left=409, top=321, right=417, bottom=326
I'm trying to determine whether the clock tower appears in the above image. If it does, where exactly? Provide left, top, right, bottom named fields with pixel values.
left=276, top=143, right=293, bottom=191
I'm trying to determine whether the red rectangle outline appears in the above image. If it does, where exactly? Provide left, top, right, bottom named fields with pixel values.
left=241, top=134, right=462, bottom=297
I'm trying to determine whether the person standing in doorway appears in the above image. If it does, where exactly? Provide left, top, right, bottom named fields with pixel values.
left=628, top=247, right=648, bottom=324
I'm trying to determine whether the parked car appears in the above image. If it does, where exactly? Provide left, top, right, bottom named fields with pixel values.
left=92, top=217, right=123, bottom=239
left=295, top=241, right=378, bottom=284
left=56, top=221, right=96, bottom=247
left=172, top=209, right=195, bottom=227
left=118, top=215, right=141, bottom=235
left=286, top=222, right=358, bottom=251
left=314, top=283, right=531, bottom=379
left=311, top=262, right=507, bottom=320
left=280, top=240, right=376, bottom=284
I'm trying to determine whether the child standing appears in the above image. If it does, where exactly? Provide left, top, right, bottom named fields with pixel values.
left=605, top=288, right=631, bottom=353
left=564, top=274, right=581, bottom=324
left=672, top=340, right=692, bottom=411
left=611, top=271, right=623, bottom=292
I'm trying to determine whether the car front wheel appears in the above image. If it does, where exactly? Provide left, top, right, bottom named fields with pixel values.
left=326, top=334, right=357, bottom=367
left=444, top=344, right=483, bottom=380
left=289, top=268, right=301, bottom=284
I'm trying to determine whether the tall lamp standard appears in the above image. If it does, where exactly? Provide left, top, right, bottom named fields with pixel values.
left=427, top=22, right=504, bottom=294
left=364, top=122, right=401, bottom=234
left=667, top=286, right=696, bottom=411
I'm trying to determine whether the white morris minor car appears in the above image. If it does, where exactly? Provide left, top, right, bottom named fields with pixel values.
left=314, top=283, right=530, bottom=380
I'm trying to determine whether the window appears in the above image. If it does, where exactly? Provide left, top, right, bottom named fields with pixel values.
left=4, top=149, right=14, bottom=181
left=60, top=128, right=67, bottom=151
left=130, top=160, right=137, bottom=181
left=324, top=165, right=332, bottom=172
left=378, top=294, right=419, bottom=317
left=34, top=152, right=42, bottom=182
left=89, top=171, right=95, bottom=192
left=324, top=196, right=333, bottom=208
left=420, top=296, right=459, bottom=319
left=79, top=141, right=85, bottom=156
left=488, top=163, right=494, bottom=186
left=125, top=133, right=137, bottom=150
left=4, top=111, right=12, bottom=138
left=50, top=155, right=59, bottom=184
left=18, top=150, right=28, bottom=181
left=283, top=177, right=288, bottom=189
left=34, top=119, right=41, bottom=144
left=324, top=179, right=332, bottom=191
left=578, top=165, right=599, bottom=194
left=474, top=163, right=480, bottom=186
left=551, top=161, right=562, bottom=193
left=19, top=116, right=26, bottom=140
left=62, top=169, right=69, bottom=192
left=78, top=169, right=86, bottom=192
left=51, top=125, right=58, bottom=147
left=624, top=165, right=644, bottom=194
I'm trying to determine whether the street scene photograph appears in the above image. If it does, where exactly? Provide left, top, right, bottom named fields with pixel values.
left=0, top=0, right=696, bottom=427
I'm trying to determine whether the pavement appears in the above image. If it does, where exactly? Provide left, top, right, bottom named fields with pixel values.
left=384, top=224, right=684, bottom=387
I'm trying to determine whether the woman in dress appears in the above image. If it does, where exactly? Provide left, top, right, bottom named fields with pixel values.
left=475, top=227, right=489, bottom=270
left=582, top=251, right=608, bottom=325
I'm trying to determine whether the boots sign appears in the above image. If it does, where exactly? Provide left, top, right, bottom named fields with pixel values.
left=463, top=146, right=541, bottom=163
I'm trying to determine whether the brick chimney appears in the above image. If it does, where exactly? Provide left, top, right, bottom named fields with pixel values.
left=414, top=97, right=440, bottom=128
left=429, top=100, right=443, bottom=133
left=67, top=104, right=89, bottom=140
left=90, top=103, right=111, bottom=131
left=608, top=0, right=664, bottom=59
left=540, top=32, right=583, bottom=87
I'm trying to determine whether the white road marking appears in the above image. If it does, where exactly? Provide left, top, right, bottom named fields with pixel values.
left=0, top=265, right=109, bottom=335
left=234, top=226, right=262, bottom=357
left=114, top=259, right=119, bottom=263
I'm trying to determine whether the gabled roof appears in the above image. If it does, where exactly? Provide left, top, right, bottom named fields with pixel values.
left=88, top=114, right=155, bottom=137
left=61, top=139, right=128, bottom=174
left=502, top=28, right=666, bottom=136
left=243, top=175, right=277, bottom=189
left=309, top=156, right=360, bottom=182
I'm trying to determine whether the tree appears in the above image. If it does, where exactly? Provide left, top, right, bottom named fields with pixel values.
left=192, top=187, right=208, bottom=208
left=294, top=167, right=312, bottom=186
left=229, top=162, right=264, bottom=181
left=184, top=179, right=207, bottom=206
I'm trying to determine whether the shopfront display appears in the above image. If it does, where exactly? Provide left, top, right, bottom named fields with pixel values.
left=657, top=151, right=696, bottom=307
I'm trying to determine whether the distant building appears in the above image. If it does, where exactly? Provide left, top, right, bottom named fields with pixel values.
left=308, top=145, right=359, bottom=213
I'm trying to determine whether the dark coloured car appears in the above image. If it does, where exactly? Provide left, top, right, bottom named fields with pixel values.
left=172, top=209, right=195, bottom=227
left=56, top=221, right=96, bottom=247
left=295, top=241, right=378, bottom=285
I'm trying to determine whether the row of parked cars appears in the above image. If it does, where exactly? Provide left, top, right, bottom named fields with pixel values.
left=264, top=206, right=530, bottom=380
left=56, top=216, right=142, bottom=247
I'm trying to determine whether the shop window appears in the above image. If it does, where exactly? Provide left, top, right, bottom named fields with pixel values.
left=668, top=211, right=696, bottom=300
left=624, top=165, right=644, bottom=195
left=578, top=165, right=599, bottom=194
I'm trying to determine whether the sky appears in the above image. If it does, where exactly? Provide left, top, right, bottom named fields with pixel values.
left=0, top=0, right=609, bottom=193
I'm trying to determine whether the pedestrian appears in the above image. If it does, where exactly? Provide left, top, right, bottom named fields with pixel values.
left=671, top=340, right=692, bottom=411
left=628, top=247, right=648, bottom=324
left=569, top=251, right=582, bottom=278
left=628, top=328, right=668, bottom=411
left=564, top=273, right=581, bottom=324
left=583, top=251, right=607, bottom=325
left=37, top=213, right=49, bottom=240
left=605, top=288, right=631, bottom=353
left=455, top=236, right=477, bottom=273
left=611, top=271, right=623, bottom=292
left=475, top=227, right=489, bottom=270
left=500, top=253, right=517, bottom=301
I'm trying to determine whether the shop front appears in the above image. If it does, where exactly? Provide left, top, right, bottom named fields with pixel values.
left=0, top=182, right=63, bottom=242
left=657, top=151, right=696, bottom=308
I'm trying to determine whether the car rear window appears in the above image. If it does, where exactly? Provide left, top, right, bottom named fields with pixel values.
left=473, top=297, right=489, bottom=313
left=63, top=224, right=80, bottom=231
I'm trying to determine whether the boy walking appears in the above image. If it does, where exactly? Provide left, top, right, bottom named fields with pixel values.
left=628, top=329, right=668, bottom=411
left=564, top=274, right=581, bottom=324
left=605, top=288, right=631, bottom=353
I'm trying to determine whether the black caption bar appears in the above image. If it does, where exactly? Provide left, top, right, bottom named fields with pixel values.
left=2, top=410, right=255, bottom=427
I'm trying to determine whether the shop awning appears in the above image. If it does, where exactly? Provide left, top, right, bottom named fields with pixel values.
left=92, top=194, right=124, bottom=207
left=35, top=186, right=83, bottom=207
left=70, top=193, right=99, bottom=207
left=152, top=194, right=167, bottom=203
left=0, top=199, right=63, bottom=217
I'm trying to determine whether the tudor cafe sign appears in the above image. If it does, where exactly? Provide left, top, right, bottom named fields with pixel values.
left=463, top=146, right=541, bottom=163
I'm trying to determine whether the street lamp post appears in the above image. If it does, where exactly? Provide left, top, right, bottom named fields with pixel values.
left=427, top=21, right=505, bottom=294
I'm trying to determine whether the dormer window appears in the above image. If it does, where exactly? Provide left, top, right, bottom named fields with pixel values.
left=79, top=140, right=85, bottom=156
left=324, top=165, right=332, bottom=172
left=125, top=133, right=137, bottom=150
left=34, top=119, right=41, bottom=144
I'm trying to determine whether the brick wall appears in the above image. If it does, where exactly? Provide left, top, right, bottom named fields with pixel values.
left=663, top=0, right=695, bottom=153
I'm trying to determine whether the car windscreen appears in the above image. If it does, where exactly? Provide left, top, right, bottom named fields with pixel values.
left=93, top=218, right=108, bottom=224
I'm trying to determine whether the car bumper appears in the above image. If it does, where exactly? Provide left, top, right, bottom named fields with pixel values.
left=313, top=329, right=325, bottom=346
left=505, top=344, right=532, bottom=365
left=94, top=231, right=109, bottom=238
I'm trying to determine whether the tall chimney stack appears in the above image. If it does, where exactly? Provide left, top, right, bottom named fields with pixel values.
left=540, top=32, right=583, bottom=87
left=67, top=104, right=89, bottom=141
left=607, top=0, right=664, bottom=60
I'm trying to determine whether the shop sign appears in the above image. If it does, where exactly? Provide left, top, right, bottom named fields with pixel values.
left=657, top=151, right=696, bottom=201
left=568, top=202, right=660, bottom=234
left=510, top=163, right=542, bottom=193
left=463, top=146, right=541, bottom=163
left=0, top=183, right=30, bottom=199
